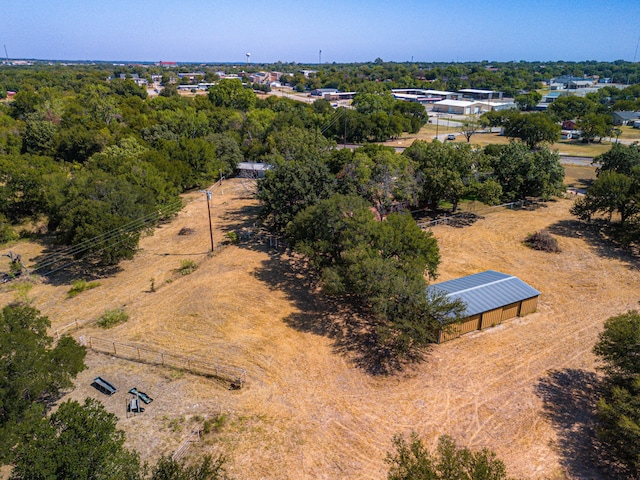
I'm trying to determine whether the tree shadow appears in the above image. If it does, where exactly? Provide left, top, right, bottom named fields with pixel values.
left=536, top=369, right=623, bottom=479
left=212, top=203, right=427, bottom=375
left=547, top=219, right=640, bottom=270
left=249, top=247, right=421, bottom=375
left=24, top=242, right=123, bottom=287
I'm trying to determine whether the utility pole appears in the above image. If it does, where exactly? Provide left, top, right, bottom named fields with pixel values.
left=199, top=190, right=214, bottom=253
left=343, top=111, right=347, bottom=147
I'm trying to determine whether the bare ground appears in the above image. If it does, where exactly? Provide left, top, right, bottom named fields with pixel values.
left=1, top=176, right=639, bottom=479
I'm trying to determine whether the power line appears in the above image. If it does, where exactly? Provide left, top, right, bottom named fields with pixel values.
left=35, top=199, right=183, bottom=266
left=31, top=202, right=182, bottom=273
left=30, top=200, right=184, bottom=275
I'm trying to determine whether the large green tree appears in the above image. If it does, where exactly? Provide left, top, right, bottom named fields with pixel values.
left=208, top=79, right=256, bottom=111
left=51, top=170, right=159, bottom=265
left=0, top=304, right=86, bottom=462
left=488, top=142, right=565, bottom=202
left=403, top=140, right=479, bottom=211
left=571, top=170, right=639, bottom=224
left=593, top=311, right=640, bottom=477
left=503, top=112, right=560, bottom=149
left=547, top=95, right=596, bottom=121
left=514, top=91, right=542, bottom=111
left=386, top=433, right=510, bottom=480
left=10, top=398, right=141, bottom=480
left=287, top=194, right=463, bottom=356
left=577, top=113, right=612, bottom=143
left=257, top=157, right=336, bottom=232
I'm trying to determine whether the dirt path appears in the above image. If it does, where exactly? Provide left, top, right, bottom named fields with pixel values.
left=1, top=179, right=638, bottom=479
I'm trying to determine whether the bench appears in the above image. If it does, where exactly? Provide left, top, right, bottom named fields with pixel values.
left=91, top=377, right=117, bottom=396
left=128, top=388, right=153, bottom=404
left=127, top=398, right=144, bottom=414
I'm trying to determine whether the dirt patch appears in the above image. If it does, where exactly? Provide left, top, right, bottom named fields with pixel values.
left=1, top=178, right=638, bottom=479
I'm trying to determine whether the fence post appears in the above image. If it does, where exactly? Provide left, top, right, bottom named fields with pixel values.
left=137, top=348, right=141, bottom=360
left=113, top=343, right=117, bottom=355
left=161, top=353, right=164, bottom=366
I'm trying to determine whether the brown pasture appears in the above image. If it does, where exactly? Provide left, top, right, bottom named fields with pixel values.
left=1, top=174, right=639, bottom=479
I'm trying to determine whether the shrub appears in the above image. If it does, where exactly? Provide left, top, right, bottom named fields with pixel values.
left=67, top=279, right=101, bottom=298
left=203, top=414, right=226, bottom=434
left=225, top=231, right=238, bottom=244
left=524, top=230, right=560, bottom=253
left=97, top=308, right=128, bottom=328
left=177, top=259, right=198, bottom=275
left=0, top=216, right=17, bottom=244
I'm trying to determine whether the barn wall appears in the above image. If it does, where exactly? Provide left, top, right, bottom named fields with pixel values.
left=437, top=296, right=540, bottom=344
left=460, top=314, right=481, bottom=334
left=501, top=302, right=521, bottom=322
left=438, top=314, right=481, bottom=343
left=520, top=296, right=538, bottom=315
left=480, top=308, right=503, bottom=329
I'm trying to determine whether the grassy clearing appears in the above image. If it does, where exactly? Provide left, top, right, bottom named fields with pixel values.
left=563, top=164, right=597, bottom=189
left=619, top=125, right=640, bottom=140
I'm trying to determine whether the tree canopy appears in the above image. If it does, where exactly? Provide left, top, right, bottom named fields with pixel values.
left=386, top=433, right=510, bottom=480
left=593, top=311, right=640, bottom=477
left=287, top=194, right=464, bottom=358
left=0, top=303, right=86, bottom=463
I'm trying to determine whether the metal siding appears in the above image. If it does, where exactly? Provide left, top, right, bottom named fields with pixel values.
left=439, top=326, right=461, bottom=343
left=520, top=297, right=538, bottom=315
left=481, top=308, right=503, bottom=329
left=438, top=315, right=481, bottom=343
left=460, top=315, right=481, bottom=334
left=501, top=302, right=521, bottom=321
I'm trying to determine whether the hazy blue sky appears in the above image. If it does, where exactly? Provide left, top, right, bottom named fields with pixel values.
left=3, top=0, right=640, bottom=63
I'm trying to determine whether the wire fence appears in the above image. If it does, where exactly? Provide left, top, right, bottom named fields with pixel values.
left=416, top=199, right=540, bottom=229
left=82, top=336, right=246, bottom=389
left=172, top=423, right=205, bottom=461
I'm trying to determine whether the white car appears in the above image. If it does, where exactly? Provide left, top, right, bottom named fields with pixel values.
left=446, top=134, right=456, bottom=141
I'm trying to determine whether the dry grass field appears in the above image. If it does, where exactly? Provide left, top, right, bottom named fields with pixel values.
left=1, top=171, right=639, bottom=479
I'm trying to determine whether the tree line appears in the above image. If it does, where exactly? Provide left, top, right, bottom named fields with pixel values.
left=0, top=68, right=426, bottom=267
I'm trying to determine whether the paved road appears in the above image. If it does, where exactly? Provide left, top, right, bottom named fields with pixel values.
left=558, top=155, right=594, bottom=166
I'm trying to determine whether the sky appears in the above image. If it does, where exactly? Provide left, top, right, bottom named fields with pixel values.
left=3, top=0, right=640, bottom=64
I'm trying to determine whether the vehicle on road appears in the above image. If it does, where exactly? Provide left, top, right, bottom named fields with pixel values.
left=447, top=134, right=456, bottom=141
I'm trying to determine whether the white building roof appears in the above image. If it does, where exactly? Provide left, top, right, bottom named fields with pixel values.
left=392, top=88, right=456, bottom=96
left=459, top=88, right=496, bottom=94
left=434, top=99, right=478, bottom=107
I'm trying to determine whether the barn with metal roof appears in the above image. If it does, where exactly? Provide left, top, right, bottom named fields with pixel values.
left=428, top=270, right=540, bottom=343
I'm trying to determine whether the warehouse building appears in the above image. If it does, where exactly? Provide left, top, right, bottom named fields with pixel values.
left=428, top=270, right=540, bottom=343
left=432, top=99, right=485, bottom=115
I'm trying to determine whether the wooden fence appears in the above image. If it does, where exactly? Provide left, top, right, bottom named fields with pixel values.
left=54, top=318, right=97, bottom=339
left=83, top=336, right=246, bottom=389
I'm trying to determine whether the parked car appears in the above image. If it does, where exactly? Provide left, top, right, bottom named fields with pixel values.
left=446, top=134, right=456, bottom=141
